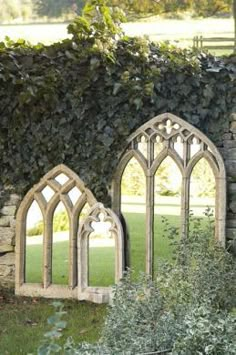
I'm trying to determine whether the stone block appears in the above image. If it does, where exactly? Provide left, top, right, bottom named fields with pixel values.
left=226, top=219, right=236, bottom=228
left=0, top=205, right=17, bottom=217
left=223, top=140, right=236, bottom=149
left=228, top=238, right=236, bottom=256
left=0, top=252, right=15, bottom=286
left=228, top=183, right=236, bottom=193
left=10, top=219, right=16, bottom=228
left=0, top=244, right=14, bottom=252
left=0, top=252, right=15, bottom=265
left=225, top=161, right=236, bottom=177
left=4, top=194, right=21, bottom=207
left=0, top=227, right=15, bottom=245
left=230, top=113, right=236, bottom=122
left=224, top=148, right=236, bottom=160
left=0, top=216, right=10, bottom=227
left=226, top=228, right=236, bottom=239
left=230, top=121, right=236, bottom=133
left=218, top=148, right=226, bottom=157
left=229, top=201, right=236, bottom=213
left=222, top=133, right=232, bottom=140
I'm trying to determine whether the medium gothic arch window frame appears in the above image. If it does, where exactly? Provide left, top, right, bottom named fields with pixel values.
left=15, top=164, right=97, bottom=298
left=112, top=112, right=226, bottom=276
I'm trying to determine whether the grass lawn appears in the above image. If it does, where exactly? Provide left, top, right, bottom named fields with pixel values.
left=26, top=213, right=180, bottom=285
left=0, top=18, right=234, bottom=55
left=1, top=213, right=210, bottom=354
left=1, top=213, right=180, bottom=354
left=0, top=290, right=106, bottom=355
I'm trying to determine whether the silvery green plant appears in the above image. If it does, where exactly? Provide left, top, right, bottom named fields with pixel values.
left=38, top=209, right=236, bottom=354
left=38, top=302, right=67, bottom=355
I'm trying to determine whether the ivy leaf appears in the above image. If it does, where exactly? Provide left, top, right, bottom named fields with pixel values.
left=133, top=97, right=143, bottom=110
left=113, top=82, right=122, bottom=95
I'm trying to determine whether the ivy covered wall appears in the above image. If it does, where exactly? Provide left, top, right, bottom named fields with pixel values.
left=0, top=35, right=235, bottom=203
left=0, top=6, right=236, bottom=286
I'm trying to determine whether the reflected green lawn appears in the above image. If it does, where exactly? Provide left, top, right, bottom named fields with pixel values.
left=25, top=213, right=180, bottom=285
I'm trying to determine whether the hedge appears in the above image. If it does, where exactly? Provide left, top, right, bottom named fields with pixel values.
left=0, top=7, right=236, bottom=206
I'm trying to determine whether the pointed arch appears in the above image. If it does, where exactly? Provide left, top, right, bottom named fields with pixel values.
left=150, top=148, right=184, bottom=176
left=112, top=150, right=147, bottom=213
left=15, top=164, right=97, bottom=297
left=112, top=112, right=226, bottom=276
left=78, top=203, right=124, bottom=303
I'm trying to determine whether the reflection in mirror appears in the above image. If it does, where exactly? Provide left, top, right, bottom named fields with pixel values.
left=154, top=157, right=181, bottom=275
left=154, top=135, right=164, bottom=158
left=88, top=214, right=115, bottom=287
left=121, top=157, right=146, bottom=279
left=54, top=173, right=69, bottom=185
left=68, top=186, right=82, bottom=205
left=25, top=200, right=44, bottom=283
left=137, top=135, right=148, bottom=159
left=41, top=185, right=55, bottom=202
left=190, top=137, right=201, bottom=158
left=79, top=203, right=90, bottom=225
left=52, top=202, right=69, bottom=284
left=173, top=135, right=184, bottom=159
left=189, top=158, right=215, bottom=231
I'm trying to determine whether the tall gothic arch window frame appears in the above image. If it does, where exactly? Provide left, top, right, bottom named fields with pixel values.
left=112, top=112, right=226, bottom=276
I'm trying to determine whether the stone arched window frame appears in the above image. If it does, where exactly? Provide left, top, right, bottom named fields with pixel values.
left=78, top=203, right=124, bottom=303
left=15, top=164, right=97, bottom=298
left=112, top=112, right=226, bottom=276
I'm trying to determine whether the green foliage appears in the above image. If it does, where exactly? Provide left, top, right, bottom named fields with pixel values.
left=27, top=211, right=69, bottom=236
left=38, top=214, right=236, bottom=354
left=110, top=0, right=233, bottom=17
left=193, top=0, right=233, bottom=17
left=0, top=2, right=235, bottom=209
left=0, top=0, right=34, bottom=22
left=97, top=214, right=235, bottom=352
left=27, top=220, right=44, bottom=236
left=0, top=0, right=234, bottom=22
left=38, top=302, right=67, bottom=355
left=191, top=158, right=215, bottom=197
left=34, top=0, right=84, bottom=18
left=160, top=209, right=236, bottom=310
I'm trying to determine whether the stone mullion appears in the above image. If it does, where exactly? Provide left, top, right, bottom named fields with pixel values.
left=181, top=141, right=190, bottom=239
left=15, top=214, right=26, bottom=287
left=69, top=215, right=78, bottom=288
left=112, top=175, right=121, bottom=215
left=146, top=139, right=154, bottom=277
left=43, top=212, right=53, bottom=288
left=181, top=175, right=190, bottom=239
left=215, top=176, right=226, bottom=247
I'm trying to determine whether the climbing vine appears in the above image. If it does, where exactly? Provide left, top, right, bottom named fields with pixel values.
left=0, top=2, right=235, bottom=205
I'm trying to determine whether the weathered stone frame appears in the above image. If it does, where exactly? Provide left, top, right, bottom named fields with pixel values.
left=15, top=164, right=97, bottom=298
left=112, top=112, right=226, bottom=276
left=78, top=203, right=124, bottom=303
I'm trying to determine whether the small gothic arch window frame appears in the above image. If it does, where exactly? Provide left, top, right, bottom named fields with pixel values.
left=78, top=202, right=124, bottom=304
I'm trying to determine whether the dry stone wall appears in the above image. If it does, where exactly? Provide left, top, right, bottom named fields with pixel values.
left=1, top=114, right=236, bottom=289
left=222, top=113, right=236, bottom=253
left=0, top=191, right=21, bottom=287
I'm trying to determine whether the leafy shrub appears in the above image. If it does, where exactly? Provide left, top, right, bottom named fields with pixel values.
left=0, top=1, right=235, bottom=210
left=38, top=210, right=236, bottom=354
left=38, top=301, right=67, bottom=355
left=27, top=220, right=44, bottom=236
left=172, top=305, right=236, bottom=355
left=27, top=211, right=69, bottom=236
left=159, top=210, right=236, bottom=311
